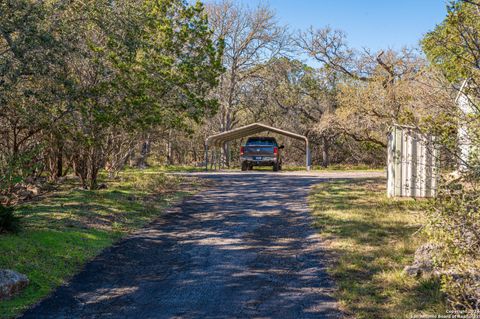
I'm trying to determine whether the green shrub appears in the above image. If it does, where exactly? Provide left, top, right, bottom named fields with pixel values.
left=426, top=179, right=480, bottom=310
left=0, top=204, right=21, bottom=233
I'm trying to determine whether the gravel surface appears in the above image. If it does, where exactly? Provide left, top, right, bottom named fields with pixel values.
left=22, top=172, right=380, bottom=318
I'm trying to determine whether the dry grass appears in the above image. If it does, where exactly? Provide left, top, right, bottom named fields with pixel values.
left=310, top=178, right=446, bottom=319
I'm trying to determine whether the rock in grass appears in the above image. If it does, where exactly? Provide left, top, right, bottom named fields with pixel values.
left=97, top=183, right=108, bottom=190
left=404, top=264, right=422, bottom=277
left=404, top=243, right=440, bottom=277
left=0, top=269, right=29, bottom=300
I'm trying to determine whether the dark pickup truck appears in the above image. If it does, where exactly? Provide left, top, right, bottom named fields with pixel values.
left=240, top=137, right=283, bottom=171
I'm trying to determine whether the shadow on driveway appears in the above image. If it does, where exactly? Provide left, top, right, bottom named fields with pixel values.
left=22, top=173, right=353, bottom=319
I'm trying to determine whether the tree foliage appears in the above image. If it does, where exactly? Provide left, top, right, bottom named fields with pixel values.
left=0, top=0, right=222, bottom=199
left=205, top=0, right=288, bottom=166
left=422, top=0, right=480, bottom=83
left=422, top=0, right=480, bottom=310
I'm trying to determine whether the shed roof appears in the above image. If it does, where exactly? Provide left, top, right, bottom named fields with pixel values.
left=206, top=123, right=307, bottom=147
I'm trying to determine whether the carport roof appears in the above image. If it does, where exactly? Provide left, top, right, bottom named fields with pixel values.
left=206, top=123, right=307, bottom=147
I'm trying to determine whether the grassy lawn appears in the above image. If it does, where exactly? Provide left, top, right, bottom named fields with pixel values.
left=125, top=165, right=207, bottom=173
left=0, top=170, right=200, bottom=319
left=311, top=164, right=383, bottom=172
left=309, top=178, right=445, bottom=319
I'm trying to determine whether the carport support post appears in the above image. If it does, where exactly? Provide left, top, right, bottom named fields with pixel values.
left=306, top=139, right=311, bottom=171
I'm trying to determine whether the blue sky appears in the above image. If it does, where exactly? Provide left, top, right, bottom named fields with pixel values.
left=267, top=0, right=448, bottom=51
left=205, top=0, right=449, bottom=51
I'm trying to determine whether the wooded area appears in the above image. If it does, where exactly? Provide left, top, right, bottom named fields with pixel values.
left=1, top=0, right=479, bottom=311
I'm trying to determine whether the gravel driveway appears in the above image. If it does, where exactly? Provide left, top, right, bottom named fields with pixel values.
left=22, top=171, right=383, bottom=319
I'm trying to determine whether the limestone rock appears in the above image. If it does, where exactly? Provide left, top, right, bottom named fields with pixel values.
left=0, top=269, right=29, bottom=300
left=26, top=184, right=41, bottom=196
left=404, top=243, right=440, bottom=277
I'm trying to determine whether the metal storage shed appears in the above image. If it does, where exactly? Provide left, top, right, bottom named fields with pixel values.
left=387, top=125, right=439, bottom=198
left=205, top=123, right=311, bottom=171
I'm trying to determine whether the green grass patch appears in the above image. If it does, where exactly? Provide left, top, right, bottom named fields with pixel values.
left=0, top=170, right=199, bottom=318
left=122, top=165, right=206, bottom=173
left=310, top=164, right=384, bottom=171
left=309, top=178, right=445, bottom=319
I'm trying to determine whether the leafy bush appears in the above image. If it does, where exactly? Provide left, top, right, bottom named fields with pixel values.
left=0, top=204, right=21, bottom=233
left=0, top=149, right=40, bottom=205
left=426, top=178, right=480, bottom=310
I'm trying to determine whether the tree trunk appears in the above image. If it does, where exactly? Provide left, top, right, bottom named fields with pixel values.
left=88, top=148, right=99, bottom=190
left=56, top=145, right=63, bottom=178
left=129, top=149, right=136, bottom=167
left=137, top=135, right=151, bottom=168
left=222, top=142, right=230, bottom=168
left=166, top=131, right=173, bottom=165
left=193, top=147, right=198, bottom=163
left=322, top=136, right=330, bottom=168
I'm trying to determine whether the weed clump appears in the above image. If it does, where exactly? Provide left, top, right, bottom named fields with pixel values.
left=0, top=204, right=21, bottom=234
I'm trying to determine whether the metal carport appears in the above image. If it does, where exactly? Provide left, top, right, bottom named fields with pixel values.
left=205, top=123, right=311, bottom=171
